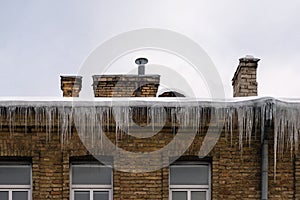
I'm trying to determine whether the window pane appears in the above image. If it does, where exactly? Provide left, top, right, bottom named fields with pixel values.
left=0, top=166, right=31, bottom=185
left=172, top=191, right=187, bottom=200
left=74, top=191, right=90, bottom=200
left=94, top=191, right=109, bottom=200
left=12, top=191, right=28, bottom=200
left=0, top=191, right=8, bottom=200
left=191, top=191, right=206, bottom=200
left=72, top=165, right=111, bottom=185
left=170, top=165, right=209, bottom=185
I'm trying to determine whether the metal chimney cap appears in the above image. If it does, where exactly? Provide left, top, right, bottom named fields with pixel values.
left=135, top=58, right=148, bottom=65
left=245, top=55, right=254, bottom=59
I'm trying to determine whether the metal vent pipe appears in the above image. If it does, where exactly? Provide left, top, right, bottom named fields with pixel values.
left=135, top=58, right=148, bottom=75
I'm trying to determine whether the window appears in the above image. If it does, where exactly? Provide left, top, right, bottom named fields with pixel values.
left=0, top=163, right=31, bottom=200
left=71, top=163, right=113, bottom=200
left=169, top=162, right=211, bottom=200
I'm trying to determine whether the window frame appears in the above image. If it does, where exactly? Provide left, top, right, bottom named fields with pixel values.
left=70, top=163, right=113, bottom=200
left=169, top=161, right=211, bottom=200
left=0, top=163, right=32, bottom=200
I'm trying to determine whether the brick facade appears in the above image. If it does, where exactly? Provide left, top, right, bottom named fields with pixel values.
left=0, top=104, right=297, bottom=199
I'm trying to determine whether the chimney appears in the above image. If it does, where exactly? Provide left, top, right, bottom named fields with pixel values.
left=135, top=58, right=148, bottom=75
left=92, top=75, right=160, bottom=97
left=232, top=55, right=260, bottom=97
left=92, top=58, right=160, bottom=97
left=60, top=76, right=82, bottom=97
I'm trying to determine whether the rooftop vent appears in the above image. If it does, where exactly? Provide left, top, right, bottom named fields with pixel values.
left=135, top=58, right=148, bottom=75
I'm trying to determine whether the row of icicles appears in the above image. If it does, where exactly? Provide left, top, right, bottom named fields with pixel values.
left=0, top=98, right=300, bottom=176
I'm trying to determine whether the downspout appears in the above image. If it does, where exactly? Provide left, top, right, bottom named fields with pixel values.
left=262, top=103, right=272, bottom=200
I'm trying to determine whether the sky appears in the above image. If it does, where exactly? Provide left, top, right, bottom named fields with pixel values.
left=0, top=0, right=300, bottom=98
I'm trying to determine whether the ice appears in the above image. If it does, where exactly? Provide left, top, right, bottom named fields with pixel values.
left=1, top=97, right=300, bottom=176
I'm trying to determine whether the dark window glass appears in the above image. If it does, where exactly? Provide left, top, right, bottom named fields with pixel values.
left=172, top=191, right=187, bottom=200
left=12, top=191, right=28, bottom=200
left=0, top=191, right=8, bottom=200
left=74, top=191, right=89, bottom=200
left=191, top=191, right=206, bottom=200
left=0, top=166, right=31, bottom=185
left=93, top=191, right=109, bottom=200
left=170, top=165, right=209, bottom=185
left=72, top=165, right=112, bottom=185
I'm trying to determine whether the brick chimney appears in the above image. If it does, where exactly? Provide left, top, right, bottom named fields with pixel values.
left=232, top=55, right=260, bottom=97
left=92, top=58, right=160, bottom=97
left=92, top=75, right=160, bottom=97
left=60, top=76, right=82, bottom=97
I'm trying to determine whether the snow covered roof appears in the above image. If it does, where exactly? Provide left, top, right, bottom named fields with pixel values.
left=0, top=96, right=300, bottom=107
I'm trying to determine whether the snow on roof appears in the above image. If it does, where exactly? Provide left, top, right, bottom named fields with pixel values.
left=0, top=96, right=300, bottom=107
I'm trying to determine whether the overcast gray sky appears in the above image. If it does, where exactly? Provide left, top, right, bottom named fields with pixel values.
left=0, top=0, right=300, bottom=98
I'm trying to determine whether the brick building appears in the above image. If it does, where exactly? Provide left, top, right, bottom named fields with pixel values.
left=0, top=56, right=299, bottom=200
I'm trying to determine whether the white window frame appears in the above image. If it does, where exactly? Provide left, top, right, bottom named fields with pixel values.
left=169, top=161, right=211, bottom=200
left=0, top=164, right=32, bottom=200
left=70, top=163, right=113, bottom=200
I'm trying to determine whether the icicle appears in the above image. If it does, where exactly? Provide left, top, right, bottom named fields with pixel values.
left=96, top=107, right=104, bottom=146
left=226, top=108, right=234, bottom=146
left=224, top=108, right=229, bottom=141
left=151, top=107, right=155, bottom=132
left=237, top=106, right=245, bottom=151
left=260, top=104, right=266, bottom=144
left=246, top=107, right=254, bottom=146
left=8, top=107, right=13, bottom=134
left=24, top=107, right=28, bottom=134
left=45, top=107, right=53, bottom=141
left=192, top=106, right=202, bottom=134
left=58, top=106, right=73, bottom=144
left=113, top=106, right=130, bottom=135
left=0, top=107, right=4, bottom=131
left=253, top=107, right=260, bottom=140
left=171, top=108, right=177, bottom=135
